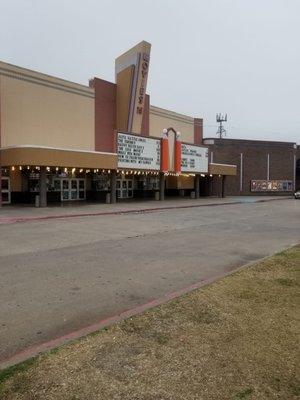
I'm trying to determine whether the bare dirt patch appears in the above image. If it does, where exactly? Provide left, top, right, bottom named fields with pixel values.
left=1, top=246, right=299, bottom=400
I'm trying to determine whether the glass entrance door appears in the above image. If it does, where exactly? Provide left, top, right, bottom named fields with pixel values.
left=117, top=179, right=133, bottom=199
left=70, top=179, right=78, bottom=200
left=62, top=179, right=70, bottom=201
left=78, top=179, right=85, bottom=199
left=1, top=177, right=11, bottom=204
left=60, top=178, right=86, bottom=201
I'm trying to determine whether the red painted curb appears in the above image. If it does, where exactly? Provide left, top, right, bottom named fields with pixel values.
left=0, top=197, right=290, bottom=225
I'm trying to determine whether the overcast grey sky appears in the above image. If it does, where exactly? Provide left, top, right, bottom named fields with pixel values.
left=1, top=0, right=299, bottom=143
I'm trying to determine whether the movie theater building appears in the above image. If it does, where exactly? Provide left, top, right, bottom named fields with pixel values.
left=0, top=41, right=236, bottom=206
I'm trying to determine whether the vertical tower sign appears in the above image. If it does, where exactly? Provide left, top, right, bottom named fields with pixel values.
left=115, top=41, right=151, bottom=134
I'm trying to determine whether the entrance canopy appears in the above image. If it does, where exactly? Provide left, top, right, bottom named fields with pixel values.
left=0, top=146, right=117, bottom=170
left=208, top=163, right=237, bottom=176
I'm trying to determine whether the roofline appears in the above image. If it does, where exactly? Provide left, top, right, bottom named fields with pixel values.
left=0, top=60, right=94, bottom=95
left=203, top=137, right=297, bottom=146
left=150, top=105, right=199, bottom=124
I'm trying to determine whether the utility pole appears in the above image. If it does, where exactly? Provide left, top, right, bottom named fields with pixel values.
left=216, top=113, right=227, bottom=139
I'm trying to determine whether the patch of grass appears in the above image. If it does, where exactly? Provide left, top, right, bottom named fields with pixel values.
left=276, top=246, right=300, bottom=256
left=0, top=357, right=36, bottom=392
left=234, top=388, right=253, bottom=399
left=10, top=373, right=30, bottom=394
left=120, top=318, right=150, bottom=334
left=149, top=331, right=170, bottom=345
left=45, top=346, right=61, bottom=356
left=275, top=277, right=297, bottom=287
left=121, top=317, right=171, bottom=345
left=189, top=307, right=220, bottom=324
left=238, top=289, right=256, bottom=300
left=290, top=383, right=300, bottom=396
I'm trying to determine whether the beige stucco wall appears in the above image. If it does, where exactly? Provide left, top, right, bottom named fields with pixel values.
left=149, top=106, right=194, bottom=143
left=0, top=61, right=95, bottom=151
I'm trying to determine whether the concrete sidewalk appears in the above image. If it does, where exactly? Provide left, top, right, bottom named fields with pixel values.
left=0, top=196, right=291, bottom=224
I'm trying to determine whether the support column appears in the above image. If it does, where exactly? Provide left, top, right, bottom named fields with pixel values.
left=159, top=172, right=165, bottom=201
left=110, top=170, right=117, bottom=204
left=195, top=174, right=200, bottom=199
left=209, top=176, right=213, bottom=196
left=39, top=166, right=47, bottom=207
left=219, top=175, right=223, bottom=198
left=221, top=175, right=226, bottom=198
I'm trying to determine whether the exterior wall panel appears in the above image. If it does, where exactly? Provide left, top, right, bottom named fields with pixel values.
left=204, top=138, right=297, bottom=196
left=116, top=65, right=134, bottom=132
left=194, top=118, right=203, bottom=145
left=93, top=78, right=117, bottom=153
left=149, top=106, right=194, bottom=143
left=0, top=74, right=94, bottom=150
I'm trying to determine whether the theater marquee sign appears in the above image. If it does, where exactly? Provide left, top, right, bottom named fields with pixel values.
left=181, top=144, right=208, bottom=173
left=115, top=41, right=151, bottom=135
left=117, top=133, right=209, bottom=173
left=117, top=133, right=161, bottom=170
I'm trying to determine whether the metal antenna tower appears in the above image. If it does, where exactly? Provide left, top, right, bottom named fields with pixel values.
left=216, top=113, right=227, bottom=138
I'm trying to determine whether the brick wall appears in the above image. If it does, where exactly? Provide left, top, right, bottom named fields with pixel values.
left=206, top=139, right=297, bottom=196
left=92, top=78, right=117, bottom=153
left=194, top=118, right=203, bottom=145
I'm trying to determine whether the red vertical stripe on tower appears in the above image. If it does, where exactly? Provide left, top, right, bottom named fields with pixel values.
left=161, top=136, right=169, bottom=172
left=175, top=139, right=182, bottom=173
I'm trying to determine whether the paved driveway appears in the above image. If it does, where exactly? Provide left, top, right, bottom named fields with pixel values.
left=0, top=199, right=299, bottom=363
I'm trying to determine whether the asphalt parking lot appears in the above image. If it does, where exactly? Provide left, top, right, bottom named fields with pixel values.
left=0, top=198, right=299, bottom=363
